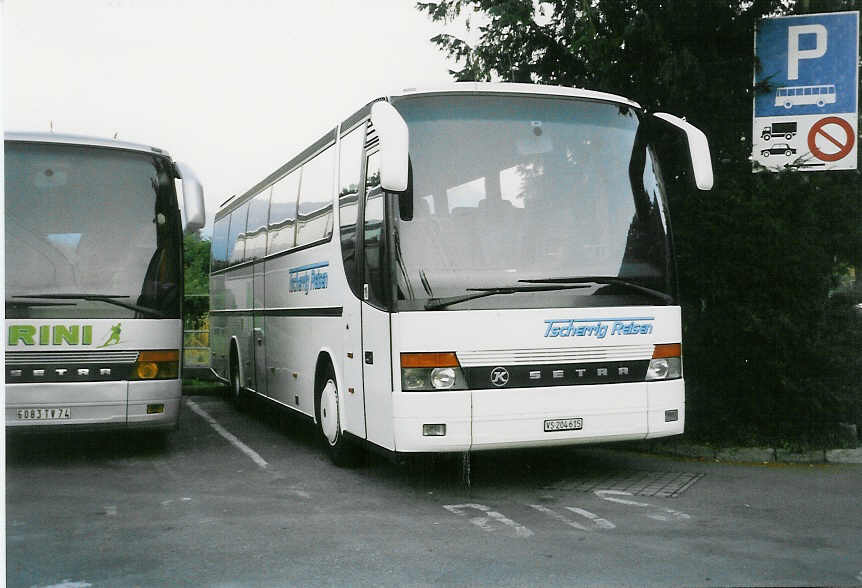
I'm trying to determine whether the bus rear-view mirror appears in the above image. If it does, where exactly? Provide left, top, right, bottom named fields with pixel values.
left=370, top=101, right=409, bottom=192
left=176, top=162, right=206, bottom=233
left=652, top=112, right=714, bottom=191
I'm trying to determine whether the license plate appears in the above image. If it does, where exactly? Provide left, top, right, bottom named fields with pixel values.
left=544, top=417, right=583, bottom=432
left=16, top=407, right=72, bottom=421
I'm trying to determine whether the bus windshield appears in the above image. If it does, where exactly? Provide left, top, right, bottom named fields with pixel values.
left=391, top=94, right=675, bottom=311
left=4, top=142, right=182, bottom=319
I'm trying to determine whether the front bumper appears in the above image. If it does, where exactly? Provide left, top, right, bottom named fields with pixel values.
left=391, top=379, right=684, bottom=453
left=6, top=379, right=181, bottom=432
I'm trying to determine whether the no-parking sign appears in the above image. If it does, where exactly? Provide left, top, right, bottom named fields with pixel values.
left=753, top=11, right=859, bottom=171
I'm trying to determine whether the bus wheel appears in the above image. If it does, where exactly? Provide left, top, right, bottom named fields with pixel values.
left=316, top=367, right=359, bottom=467
left=762, top=133, right=771, bottom=141
left=229, top=349, right=246, bottom=411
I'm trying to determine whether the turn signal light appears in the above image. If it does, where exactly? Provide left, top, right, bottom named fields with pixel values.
left=401, top=352, right=467, bottom=391
left=652, top=343, right=682, bottom=359
left=132, top=350, right=180, bottom=380
left=647, top=343, right=682, bottom=381
left=400, top=352, right=460, bottom=368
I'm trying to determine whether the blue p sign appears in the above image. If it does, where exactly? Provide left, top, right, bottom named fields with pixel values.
left=787, top=24, right=827, bottom=79
left=755, top=11, right=858, bottom=118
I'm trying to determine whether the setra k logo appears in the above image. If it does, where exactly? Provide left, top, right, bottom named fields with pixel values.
left=490, top=366, right=510, bottom=387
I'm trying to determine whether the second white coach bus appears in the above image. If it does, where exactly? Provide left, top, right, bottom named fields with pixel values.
left=6, top=132, right=205, bottom=433
left=209, top=83, right=713, bottom=464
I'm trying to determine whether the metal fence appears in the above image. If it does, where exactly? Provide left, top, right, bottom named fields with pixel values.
left=183, top=329, right=210, bottom=367
left=183, top=294, right=211, bottom=380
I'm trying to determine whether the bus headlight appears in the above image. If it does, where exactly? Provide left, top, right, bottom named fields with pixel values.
left=645, top=344, right=682, bottom=381
left=401, top=352, right=468, bottom=391
left=430, top=367, right=457, bottom=389
left=131, top=350, right=180, bottom=380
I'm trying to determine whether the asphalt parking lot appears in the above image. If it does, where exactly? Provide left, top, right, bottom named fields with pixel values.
left=7, top=389, right=862, bottom=587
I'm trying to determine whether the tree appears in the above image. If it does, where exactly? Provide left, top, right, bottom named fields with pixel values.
left=183, top=233, right=211, bottom=329
left=418, top=0, right=862, bottom=444
left=183, top=232, right=211, bottom=295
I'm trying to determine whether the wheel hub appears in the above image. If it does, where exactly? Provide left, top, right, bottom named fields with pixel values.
left=320, top=379, right=339, bottom=445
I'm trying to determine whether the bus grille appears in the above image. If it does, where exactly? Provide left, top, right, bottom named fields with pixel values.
left=456, top=344, right=654, bottom=367
left=6, top=350, right=139, bottom=383
left=5, top=350, right=140, bottom=365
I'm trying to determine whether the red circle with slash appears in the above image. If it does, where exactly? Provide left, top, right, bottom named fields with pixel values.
left=807, top=117, right=855, bottom=162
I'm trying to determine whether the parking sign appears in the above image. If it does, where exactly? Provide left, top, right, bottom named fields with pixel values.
left=753, top=11, right=859, bottom=171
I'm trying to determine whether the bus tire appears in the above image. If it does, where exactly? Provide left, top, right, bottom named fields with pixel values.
left=315, top=365, right=359, bottom=467
left=762, top=133, right=771, bottom=141
left=785, top=133, right=793, bottom=140
left=229, top=347, right=246, bottom=411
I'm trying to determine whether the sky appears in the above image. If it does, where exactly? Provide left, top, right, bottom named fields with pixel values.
left=4, top=0, right=458, bottom=235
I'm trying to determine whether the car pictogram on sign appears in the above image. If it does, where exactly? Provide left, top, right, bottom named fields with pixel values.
left=760, top=143, right=797, bottom=157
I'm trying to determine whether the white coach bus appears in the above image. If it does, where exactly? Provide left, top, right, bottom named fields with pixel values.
left=5, top=132, right=205, bottom=433
left=209, top=83, right=713, bottom=465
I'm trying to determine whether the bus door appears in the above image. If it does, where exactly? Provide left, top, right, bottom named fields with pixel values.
left=253, top=261, right=267, bottom=397
left=360, top=151, right=395, bottom=449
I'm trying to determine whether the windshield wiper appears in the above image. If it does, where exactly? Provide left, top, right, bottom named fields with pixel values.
left=13, top=293, right=167, bottom=318
left=6, top=300, right=76, bottom=308
left=517, top=276, right=673, bottom=304
left=424, top=284, right=589, bottom=310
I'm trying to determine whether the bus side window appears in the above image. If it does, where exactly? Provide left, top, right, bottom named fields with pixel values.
left=296, top=145, right=335, bottom=247
left=226, top=203, right=249, bottom=266
left=267, top=170, right=300, bottom=255
left=338, top=125, right=365, bottom=299
left=211, top=215, right=230, bottom=272
left=363, top=152, right=386, bottom=306
left=244, top=187, right=271, bottom=262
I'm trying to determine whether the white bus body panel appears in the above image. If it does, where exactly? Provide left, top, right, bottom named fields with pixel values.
left=6, top=381, right=129, bottom=427
left=391, top=307, right=684, bottom=453
left=5, top=318, right=182, bottom=431
left=361, top=301, right=395, bottom=449
left=262, top=244, right=346, bottom=420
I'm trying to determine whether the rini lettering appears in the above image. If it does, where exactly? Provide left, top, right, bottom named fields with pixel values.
left=8, top=324, right=95, bottom=346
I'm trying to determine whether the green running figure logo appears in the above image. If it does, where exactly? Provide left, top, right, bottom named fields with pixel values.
left=99, top=323, right=122, bottom=348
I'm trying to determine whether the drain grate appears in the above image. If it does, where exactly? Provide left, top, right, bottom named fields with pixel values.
left=548, top=471, right=704, bottom=498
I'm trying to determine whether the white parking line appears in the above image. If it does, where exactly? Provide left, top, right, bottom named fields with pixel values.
left=444, top=503, right=534, bottom=537
left=529, top=504, right=616, bottom=531
left=565, top=506, right=616, bottom=529
left=595, top=489, right=690, bottom=521
left=186, top=399, right=269, bottom=469
left=529, top=504, right=590, bottom=531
